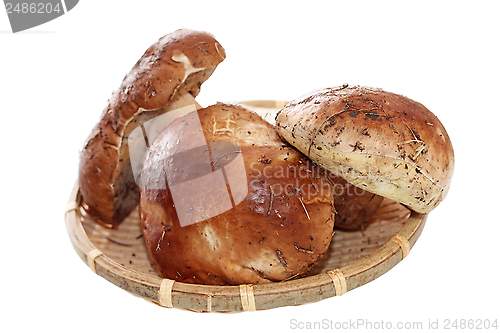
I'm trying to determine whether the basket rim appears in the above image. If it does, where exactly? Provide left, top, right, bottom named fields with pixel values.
left=236, top=100, right=289, bottom=109
left=65, top=179, right=427, bottom=312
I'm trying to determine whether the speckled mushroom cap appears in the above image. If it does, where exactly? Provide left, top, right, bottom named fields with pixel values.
left=79, top=29, right=226, bottom=227
left=139, top=103, right=336, bottom=285
left=275, top=85, right=454, bottom=214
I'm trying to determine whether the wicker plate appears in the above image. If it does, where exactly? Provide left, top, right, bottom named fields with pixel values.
left=65, top=100, right=427, bottom=312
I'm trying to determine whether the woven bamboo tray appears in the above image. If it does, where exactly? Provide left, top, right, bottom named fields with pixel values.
left=65, top=100, right=427, bottom=312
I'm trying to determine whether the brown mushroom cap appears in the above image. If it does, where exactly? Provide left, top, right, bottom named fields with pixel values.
left=79, top=29, right=225, bottom=227
left=329, top=175, right=384, bottom=230
left=139, top=103, right=335, bottom=285
left=275, top=85, right=455, bottom=214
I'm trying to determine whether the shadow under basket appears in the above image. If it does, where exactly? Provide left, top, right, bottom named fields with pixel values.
left=65, top=100, right=427, bottom=312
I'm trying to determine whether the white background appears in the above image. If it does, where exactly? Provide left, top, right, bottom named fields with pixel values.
left=1, top=1, right=499, bottom=332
